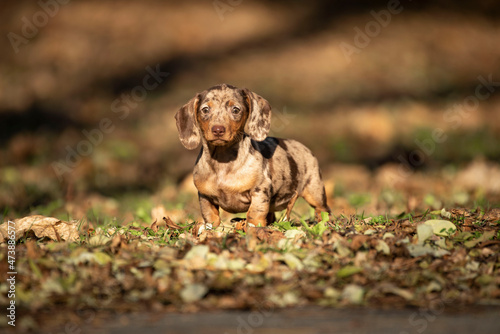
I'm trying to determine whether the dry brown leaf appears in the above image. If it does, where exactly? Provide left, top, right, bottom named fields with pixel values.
left=246, top=228, right=259, bottom=251
left=482, top=208, right=500, bottom=222
left=192, top=221, right=205, bottom=237
left=0, top=215, right=79, bottom=242
left=150, top=220, right=159, bottom=233
left=151, top=205, right=169, bottom=227
left=350, top=235, right=369, bottom=250
left=25, top=240, right=41, bottom=259
left=266, top=230, right=285, bottom=245
left=234, top=219, right=247, bottom=232
left=164, top=216, right=181, bottom=229
left=254, top=227, right=269, bottom=241
left=110, top=233, right=125, bottom=252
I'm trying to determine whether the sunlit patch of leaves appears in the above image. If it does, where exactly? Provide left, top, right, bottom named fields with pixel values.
left=0, top=207, right=499, bottom=331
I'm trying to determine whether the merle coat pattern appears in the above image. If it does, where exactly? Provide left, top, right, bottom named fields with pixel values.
left=175, top=84, right=331, bottom=227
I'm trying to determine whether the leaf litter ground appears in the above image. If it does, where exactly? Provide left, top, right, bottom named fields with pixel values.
left=0, top=207, right=499, bottom=331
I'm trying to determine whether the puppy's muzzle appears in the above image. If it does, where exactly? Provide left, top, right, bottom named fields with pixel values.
left=211, top=125, right=226, bottom=138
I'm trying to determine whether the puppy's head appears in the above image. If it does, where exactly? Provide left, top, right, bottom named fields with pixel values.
left=175, top=84, right=271, bottom=149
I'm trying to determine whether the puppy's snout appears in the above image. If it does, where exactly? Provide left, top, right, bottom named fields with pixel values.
left=211, top=125, right=226, bottom=137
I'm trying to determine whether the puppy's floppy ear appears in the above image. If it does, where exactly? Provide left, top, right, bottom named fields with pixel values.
left=175, top=94, right=201, bottom=150
left=242, top=88, right=272, bottom=142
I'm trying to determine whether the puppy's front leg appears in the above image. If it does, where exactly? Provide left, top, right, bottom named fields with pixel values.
left=199, top=193, right=221, bottom=228
left=246, top=189, right=271, bottom=227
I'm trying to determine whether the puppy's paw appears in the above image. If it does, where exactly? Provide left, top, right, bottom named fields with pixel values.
left=196, top=222, right=213, bottom=236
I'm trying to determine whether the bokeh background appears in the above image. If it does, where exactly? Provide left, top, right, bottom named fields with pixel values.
left=1, top=0, right=500, bottom=222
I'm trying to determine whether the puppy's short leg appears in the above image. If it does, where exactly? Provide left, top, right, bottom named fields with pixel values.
left=301, top=173, right=331, bottom=222
left=285, top=191, right=299, bottom=221
left=199, top=194, right=221, bottom=228
left=247, top=191, right=271, bottom=227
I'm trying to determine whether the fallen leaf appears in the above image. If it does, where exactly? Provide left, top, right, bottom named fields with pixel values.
left=94, top=251, right=112, bottom=265
left=423, top=219, right=457, bottom=236
left=375, top=239, right=391, bottom=255
left=283, top=253, right=304, bottom=271
left=245, top=254, right=272, bottom=273
left=475, top=274, right=494, bottom=286
left=350, top=235, right=369, bottom=250
left=25, top=240, right=40, bottom=259
left=406, top=244, right=450, bottom=257
left=284, top=229, right=306, bottom=240
left=324, top=287, right=341, bottom=299
left=383, top=232, right=395, bottom=239
left=379, top=283, right=414, bottom=301
left=234, top=219, right=246, bottom=231
left=364, top=229, right=377, bottom=236
left=425, top=281, right=442, bottom=293
left=110, top=233, right=124, bottom=252
left=150, top=220, right=158, bottom=233
left=192, top=221, right=207, bottom=237
left=333, top=240, right=353, bottom=257
left=337, top=265, right=363, bottom=278
left=482, top=208, right=500, bottom=222
left=417, top=223, right=434, bottom=244
left=88, top=235, right=112, bottom=247
left=180, top=283, right=208, bottom=303
left=268, top=291, right=300, bottom=307
left=164, top=216, right=181, bottom=229
left=342, top=284, right=364, bottom=304
left=464, top=230, right=496, bottom=248
left=440, top=208, right=452, bottom=219
left=0, top=215, right=79, bottom=242
left=454, top=231, right=474, bottom=242
left=151, top=205, right=169, bottom=226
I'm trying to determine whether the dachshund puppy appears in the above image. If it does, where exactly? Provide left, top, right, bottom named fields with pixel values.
left=175, top=84, right=330, bottom=228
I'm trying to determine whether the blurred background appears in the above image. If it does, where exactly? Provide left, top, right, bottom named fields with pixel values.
left=1, top=0, right=499, bottom=222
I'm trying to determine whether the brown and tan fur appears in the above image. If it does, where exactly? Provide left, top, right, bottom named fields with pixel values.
left=175, top=84, right=331, bottom=227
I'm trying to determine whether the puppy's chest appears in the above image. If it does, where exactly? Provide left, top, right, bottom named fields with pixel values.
left=194, top=163, right=259, bottom=198
left=194, top=159, right=263, bottom=198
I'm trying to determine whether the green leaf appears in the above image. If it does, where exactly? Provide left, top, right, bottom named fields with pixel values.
left=94, top=251, right=112, bottom=265
left=337, top=265, right=362, bottom=278
left=311, top=220, right=328, bottom=237
left=275, top=220, right=295, bottom=231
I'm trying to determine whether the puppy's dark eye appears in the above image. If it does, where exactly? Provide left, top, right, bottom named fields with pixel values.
left=232, top=106, right=241, bottom=114
left=201, top=106, right=210, bottom=114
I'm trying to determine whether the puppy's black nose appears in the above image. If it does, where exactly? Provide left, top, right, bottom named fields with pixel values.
left=212, top=125, right=226, bottom=137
